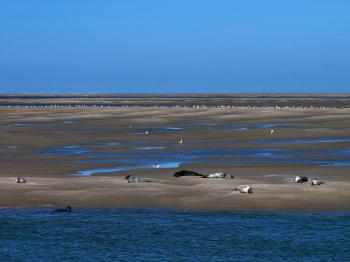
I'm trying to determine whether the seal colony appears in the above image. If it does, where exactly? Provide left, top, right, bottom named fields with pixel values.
left=1, top=100, right=350, bottom=210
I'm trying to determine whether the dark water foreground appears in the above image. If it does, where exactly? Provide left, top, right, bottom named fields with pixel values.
left=1, top=209, right=349, bottom=261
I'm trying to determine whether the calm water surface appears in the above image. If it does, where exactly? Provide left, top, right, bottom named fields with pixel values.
left=0, top=208, right=349, bottom=261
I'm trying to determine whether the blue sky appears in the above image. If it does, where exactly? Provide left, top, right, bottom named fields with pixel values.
left=0, top=0, right=349, bottom=93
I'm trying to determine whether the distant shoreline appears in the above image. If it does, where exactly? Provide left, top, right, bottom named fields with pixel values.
left=1, top=93, right=350, bottom=108
left=0, top=104, right=345, bottom=109
left=1, top=206, right=349, bottom=212
left=1, top=93, right=350, bottom=98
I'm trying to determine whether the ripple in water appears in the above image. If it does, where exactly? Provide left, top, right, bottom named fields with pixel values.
left=256, top=138, right=350, bottom=144
left=0, top=208, right=349, bottom=261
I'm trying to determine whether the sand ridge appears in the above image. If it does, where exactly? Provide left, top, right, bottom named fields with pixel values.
left=0, top=106, right=350, bottom=210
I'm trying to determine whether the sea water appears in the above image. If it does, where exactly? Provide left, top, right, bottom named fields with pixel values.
left=0, top=208, right=349, bottom=261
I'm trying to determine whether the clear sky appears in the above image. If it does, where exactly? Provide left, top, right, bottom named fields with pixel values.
left=0, top=0, right=349, bottom=93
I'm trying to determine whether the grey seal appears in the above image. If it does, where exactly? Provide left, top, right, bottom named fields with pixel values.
left=311, top=179, right=324, bottom=186
left=53, top=206, right=72, bottom=212
left=16, top=177, right=26, bottom=183
left=202, top=172, right=234, bottom=179
left=125, top=175, right=151, bottom=183
left=233, top=185, right=253, bottom=194
left=294, top=176, right=308, bottom=183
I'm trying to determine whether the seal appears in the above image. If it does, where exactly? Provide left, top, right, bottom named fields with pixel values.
left=202, top=172, right=234, bottom=179
left=233, top=185, right=253, bottom=194
left=15, top=176, right=26, bottom=183
left=173, top=170, right=203, bottom=177
left=53, top=206, right=72, bottom=212
left=311, top=179, right=324, bottom=186
left=125, top=175, right=151, bottom=183
left=294, top=176, right=308, bottom=183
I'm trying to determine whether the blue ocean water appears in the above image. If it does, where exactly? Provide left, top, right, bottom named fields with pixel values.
left=0, top=209, right=349, bottom=261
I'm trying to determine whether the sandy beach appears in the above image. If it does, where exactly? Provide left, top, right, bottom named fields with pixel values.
left=1, top=101, right=350, bottom=210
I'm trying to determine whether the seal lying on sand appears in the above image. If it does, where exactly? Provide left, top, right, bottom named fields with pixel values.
left=311, top=179, right=324, bottom=186
left=125, top=175, right=151, bottom=183
left=53, top=206, right=72, bottom=212
left=233, top=185, right=253, bottom=194
left=173, top=170, right=234, bottom=179
left=202, top=172, right=234, bottom=179
left=173, top=170, right=203, bottom=177
left=295, top=176, right=308, bottom=183
left=15, top=176, right=26, bottom=183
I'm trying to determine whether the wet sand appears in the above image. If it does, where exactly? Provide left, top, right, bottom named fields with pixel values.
left=1, top=104, right=350, bottom=210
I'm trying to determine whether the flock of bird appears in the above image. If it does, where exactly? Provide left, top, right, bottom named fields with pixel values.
left=0, top=104, right=343, bottom=110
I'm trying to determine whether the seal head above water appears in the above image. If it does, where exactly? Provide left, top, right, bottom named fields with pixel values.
left=53, top=206, right=72, bottom=212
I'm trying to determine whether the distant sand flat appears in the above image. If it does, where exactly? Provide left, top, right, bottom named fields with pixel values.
left=1, top=99, right=350, bottom=210
left=1, top=93, right=350, bottom=108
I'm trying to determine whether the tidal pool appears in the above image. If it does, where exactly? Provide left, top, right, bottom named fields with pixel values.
left=231, top=122, right=299, bottom=130
left=12, top=120, right=76, bottom=126
left=43, top=146, right=89, bottom=155
left=38, top=143, right=350, bottom=175
left=74, top=162, right=180, bottom=176
left=256, top=138, right=350, bottom=144
left=133, top=146, right=166, bottom=150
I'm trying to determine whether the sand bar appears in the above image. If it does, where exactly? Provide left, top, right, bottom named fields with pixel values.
left=1, top=101, right=350, bottom=210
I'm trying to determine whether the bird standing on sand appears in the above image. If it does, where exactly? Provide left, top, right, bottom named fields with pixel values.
left=179, top=139, right=183, bottom=144
left=270, top=129, right=274, bottom=134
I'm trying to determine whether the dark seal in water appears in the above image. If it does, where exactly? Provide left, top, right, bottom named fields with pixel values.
left=53, top=206, right=72, bottom=212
